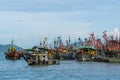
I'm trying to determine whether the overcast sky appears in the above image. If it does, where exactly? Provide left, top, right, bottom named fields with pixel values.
left=0, top=0, right=120, bottom=48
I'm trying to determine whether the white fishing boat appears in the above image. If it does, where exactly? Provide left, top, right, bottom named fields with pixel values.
left=23, top=48, right=60, bottom=65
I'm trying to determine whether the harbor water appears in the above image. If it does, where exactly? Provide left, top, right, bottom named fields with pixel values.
left=0, top=53, right=120, bottom=80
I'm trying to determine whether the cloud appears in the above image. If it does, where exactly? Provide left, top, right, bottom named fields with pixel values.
left=0, top=0, right=120, bottom=48
left=0, top=11, right=95, bottom=48
left=0, top=0, right=119, bottom=12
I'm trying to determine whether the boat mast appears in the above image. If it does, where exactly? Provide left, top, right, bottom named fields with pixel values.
left=119, top=33, right=120, bottom=42
left=43, top=37, right=48, bottom=48
left=103, top=31, right=110, bottom=51
left=119, top=33, right=120, bottom=49
left=11, top=38, right=14, bottom=48
left=78, top=37, right=82, bottom=46
left=90, top=32, right=95, bottom=47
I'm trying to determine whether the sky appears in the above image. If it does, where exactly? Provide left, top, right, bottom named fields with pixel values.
left=0, top=0, right=120, bottom=48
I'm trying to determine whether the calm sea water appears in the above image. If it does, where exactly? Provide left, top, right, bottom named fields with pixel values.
left=0, top=53, right=120, bottom=80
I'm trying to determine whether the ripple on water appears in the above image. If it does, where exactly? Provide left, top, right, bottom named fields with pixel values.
left=0, top=53, right=120, bottom=80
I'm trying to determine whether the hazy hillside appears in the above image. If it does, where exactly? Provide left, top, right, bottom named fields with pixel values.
left=0, top=44, right=23, bottom=53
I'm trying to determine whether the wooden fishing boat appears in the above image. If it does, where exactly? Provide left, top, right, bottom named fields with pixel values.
left=4, top=39, right=20, bottom=60
left=53, top=36, right=76, bottom=60
left=95, top=31, right=120, bottom=63
left=23, top=47, right=60, bottom=65
left=75, top=46, right=96, bottom=61
left=95, top=50, right=120, bottom=63
left=4, top=51, right=20, bottom=60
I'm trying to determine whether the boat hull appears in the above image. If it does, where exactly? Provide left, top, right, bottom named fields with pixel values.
left=4, top=52, right=20, bottom=60
left=26, top=59, right=60, bottom=66
left=23, top=53, right=60, bottom=66
left=95, top=56, right=120, bottom=63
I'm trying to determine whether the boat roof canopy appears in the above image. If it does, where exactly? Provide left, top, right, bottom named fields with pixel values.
left=79, top=46, right=96, bottom=50
left=24, top=48, right=49, bottom=52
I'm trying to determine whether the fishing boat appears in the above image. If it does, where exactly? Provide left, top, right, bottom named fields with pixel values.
left=23, top=47, right=60, bottom=65
left=53, top=36, right=76, bottom=60
left=75, top=46, right=96, bottom=61
left=95, top=31, right=120, bottom=62
left=95, top=50, right=120, bottom=62
left=75, top=33, right=98, bottom=61
left=4, top=39, right=20, bottom=60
